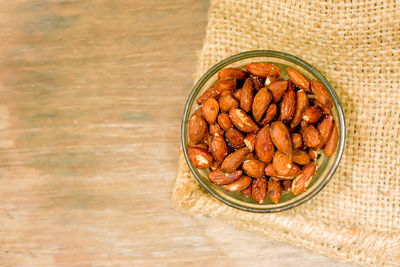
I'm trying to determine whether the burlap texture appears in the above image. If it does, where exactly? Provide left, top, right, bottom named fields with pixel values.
left=172, top=1, right=400, bottom=266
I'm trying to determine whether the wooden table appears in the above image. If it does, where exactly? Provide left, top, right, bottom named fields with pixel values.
left=0, top=1, right=356, bottom=266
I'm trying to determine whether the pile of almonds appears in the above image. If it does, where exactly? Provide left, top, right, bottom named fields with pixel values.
left=187, top=62, right=338, bottom=204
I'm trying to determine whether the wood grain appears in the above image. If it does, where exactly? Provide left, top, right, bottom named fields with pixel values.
left=0, top=1, right=357, bottom=266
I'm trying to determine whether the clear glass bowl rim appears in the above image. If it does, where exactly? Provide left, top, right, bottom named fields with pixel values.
left=181, top=50, right=346, bottom=213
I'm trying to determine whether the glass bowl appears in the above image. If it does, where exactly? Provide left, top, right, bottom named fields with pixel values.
left=181, top=50, right=345, bottom=213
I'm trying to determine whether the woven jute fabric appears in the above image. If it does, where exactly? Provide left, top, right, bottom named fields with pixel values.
left=172, top=0, right=400, bottom=266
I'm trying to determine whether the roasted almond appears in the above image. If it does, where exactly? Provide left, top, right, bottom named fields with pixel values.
left=209, top=123, right=224, bottom=137
left=292, top=149, right=311, bottom=165
left=210, top=135, right=228, bottom=164
left=314, top=99, right=332, bottom=115
left=211, top=161, right=219, bottom=171
left=272, top=150, right=293, bottom=176
left=287, top=67, right=310, bottom=91
left=232, top=88, right=242, bottom=100
left=282, top=180, right=292, bottom=191
left=252, top=178, right=267, bottom=204
left=290, top=90, right=308, bottom=128
left=244, top=133, right=257, bottom=152
left=311, top=80, right=333, bottom=109
left=188, top=147, right=213, bottom=169
left=252, top=76, right=264, bottom=91
left=268, top=178, right=282, bottom=203
left=252, top=88, right=272, bottom=122
left=188, top=115, right=207, bottom=144
left=323, top=122, right=338, bottom=157
left=308, top=149, right=318, bottom=161
left=191, top=107, right=203, bottom=118
left=202, top=129, right=212, bottom=146
left=270, top=121, right=292, bottom=155
left=280, top=83, right=296, bottom=123
left=225, top=128, right=245, bottom=149
left=291, top=133, right=303, bottom=149
left=222, top=176, right=252, bottom=192
left=245, top=62, right=280, bottom=78
left=240, top=78, right=255, bottom=113
left=221, top=147, right=248, bottom=173
left=268, top=80, right=288, bottom=103
left=264, top=75, right=277, bottom=87
left=208, top=169, right=242, bottom=185
left=202, top=98, right=219, bottom=124
left=265, top=163, right=297, bottom=180
left=300, top=125, right=324, bottom=149
left=317, top=115, right=334, bottom=143
left=187, top=142, right=208, bottom=150
left=303, top=105, right=323, bottom=124
left=241, top=185, right=252, bottom=198
left=197, top=86, right=220, bottom=104
left=259, top=103, right=278, bottom=125
left=244, top=151, right=258, bottom=161
left=292, top=162, right=317, bottom=195
left=214, top=78, right=237, bottom=93
left=218, top=68, right=249, bottom=80
left=217, top=112, right=233, bottom=130
left=218, top=93, right=239, bottom=112
left=242, top=160, right=266, bottom=178
left=229, top=108, right=259, bottom=133
left=255, top=125, right=275, bottom=163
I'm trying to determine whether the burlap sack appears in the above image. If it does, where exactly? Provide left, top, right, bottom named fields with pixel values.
left=172, top=1, right=400, bottom=266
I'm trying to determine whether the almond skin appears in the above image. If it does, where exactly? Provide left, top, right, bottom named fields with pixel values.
left=303, top=106, right=323, bottom=124
left=259, top=103, right=278, bottom=125
left=217, top=112, right=233, bottom=130
left=197, top=86, right=220, bottom=104
left=323, top=122, right=338, bottom=157
left=187, top=142, right=208, bottom=150
left=214, top=78, right=237, bottom=93
left=272, top=150, right=293, bottom=176
left=232, top=88, right=242, bottom=100
left=268, top=178, right=282, bottom=203
left=222, top=176, right=252, bottom=192
left=300, top=125, right=324, bottom=149
left=317, top=115, right=334, bottom=143
left=252, top=88, right=272, bottom=122
left=218, top=93, right=239, bottom=113
left=268, top=80, right=288, bottom=103
left=188, top=115, right=207, bottom=144
left=255, top=125, right=275, bottom=163
left=229, top=108, right=259, bottom=133
left=292, top=162, right=317, bottom=195
left=287, top=67, right=310, bottom=91
left=242, top=160, right=266, bottom=178
left=292, top=149, right=311, bottom=165
left=245, top=62, right=280, bottom=78
left=209, top=123, right=224, bottom=137
left=208, top=169, right=243, bottom=185
left=211, top=161, right=219, bottom=171
left=311, top=80, right=333, bottom=109
left=270, top=121, right=292, bottom=155
left=244, top=133, right=257, bottom=152
left=202, top=98, right=219, bottom=124
left=191, top=107, right=203, bottom=118
left=291, top=133, right=303, bottom=149
left=280, top=83, right=296, bottom=123
left=241, top=185, right=252, bottom=198
left=291, top=90, right=308, bottom=128
left=221, top=147, right=248, bottom=173
left=240, top=78, right=255, bottom=113
left=218, top=68, right=249, bottom=80
left=282, top=180, right=292, bottom=191
left=252, top=178, right=267, bottom=204
left=188, top=147, right=213, bottom=169
left=225, top=128, right=245, bottom=149
left=210, top=135, right=228, bottom=164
